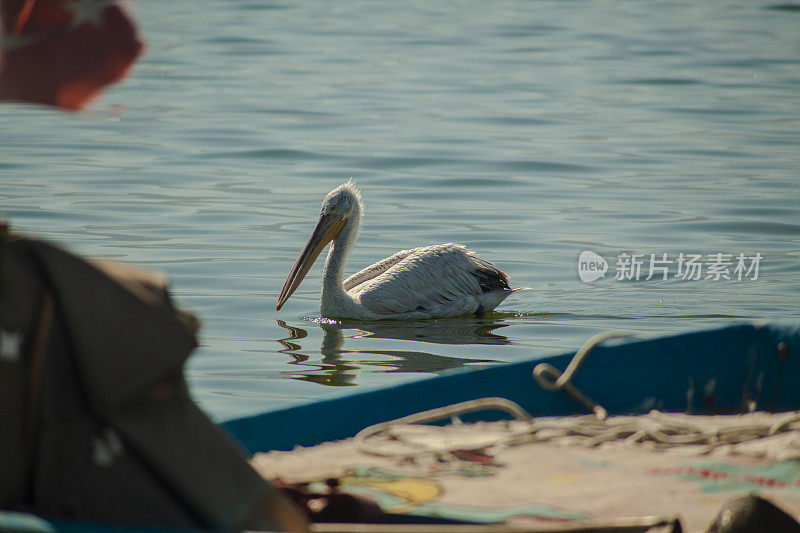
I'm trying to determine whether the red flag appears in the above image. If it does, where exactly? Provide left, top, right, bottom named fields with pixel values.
left=0, top=0, right=143, bottom=110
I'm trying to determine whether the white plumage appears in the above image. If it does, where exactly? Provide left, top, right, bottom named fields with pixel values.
left=277, top=181, right=521, bottom=320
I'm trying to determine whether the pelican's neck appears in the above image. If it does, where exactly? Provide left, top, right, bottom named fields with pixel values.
left=322, top=210, right=360, bottom=296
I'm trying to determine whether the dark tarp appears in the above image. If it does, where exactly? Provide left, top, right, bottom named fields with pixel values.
left=0, top=228, right=308, bottom=532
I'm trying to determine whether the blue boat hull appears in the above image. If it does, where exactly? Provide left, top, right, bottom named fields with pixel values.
left=223, top=322, right=800, bottom=453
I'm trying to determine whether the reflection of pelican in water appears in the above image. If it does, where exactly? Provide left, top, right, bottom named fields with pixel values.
left=275, top=318, right=512, bottom=386
left=346, top=316, right=514, bottom=345
left=276, top=181, right=522, bottom=320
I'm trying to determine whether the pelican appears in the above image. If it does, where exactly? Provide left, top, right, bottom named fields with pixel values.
left=276, top=180, right=522, bottom=320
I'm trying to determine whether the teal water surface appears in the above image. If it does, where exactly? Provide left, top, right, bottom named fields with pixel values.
left=1, top=0, right=799, bottom=421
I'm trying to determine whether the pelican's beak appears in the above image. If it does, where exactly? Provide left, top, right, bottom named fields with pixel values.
left=276, top=213, right=347, bottom=311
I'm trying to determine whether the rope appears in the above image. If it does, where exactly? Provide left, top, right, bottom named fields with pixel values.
left=533, top=331, right=634, bottom=420
left=353, top=397, right=534, bottom=457
left=354, top=403, right=800, bottom=460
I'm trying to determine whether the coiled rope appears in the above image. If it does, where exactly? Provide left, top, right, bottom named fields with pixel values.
left=532, top=331, right=634, bottom=421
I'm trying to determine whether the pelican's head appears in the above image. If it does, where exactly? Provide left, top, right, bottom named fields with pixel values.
left=276, top=180, right=362, bottom=311
left=320, top=179, right=362, bottom=220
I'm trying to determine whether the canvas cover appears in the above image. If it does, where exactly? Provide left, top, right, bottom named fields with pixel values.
left=252, top=414, right=800, bottom=532
left=0, top=228, right=307, bottom=532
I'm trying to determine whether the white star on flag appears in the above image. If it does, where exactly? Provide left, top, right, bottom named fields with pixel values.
left=66, top=0, right=113, bottom=29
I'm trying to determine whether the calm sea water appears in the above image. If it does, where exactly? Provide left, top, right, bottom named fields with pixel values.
left=2, top=1, right=799, bottom=421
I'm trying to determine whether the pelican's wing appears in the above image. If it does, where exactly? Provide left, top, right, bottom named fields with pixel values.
left=343, top=249, right=417, bottom=291
left=349, top=244, right=510, bottom=316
